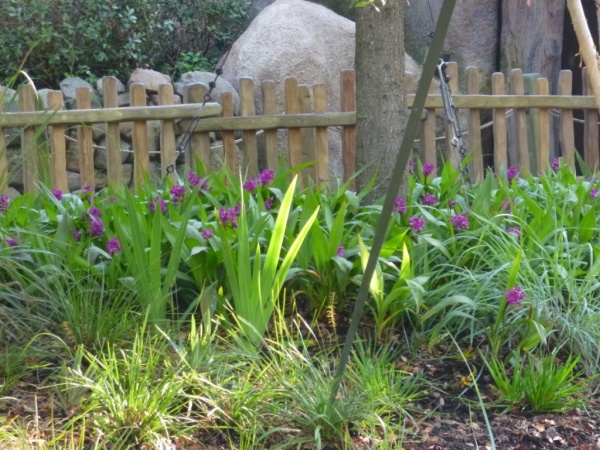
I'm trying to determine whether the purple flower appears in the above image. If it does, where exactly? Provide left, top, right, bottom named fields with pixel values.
left=259, top=170, right=275, bottom=186
left=448, top=199, right=457, bottom=209
left=422, top=194, right=439, bottom=206
left=264, top=196, right=274, bottom=210
left=109, top=196, right=116, bottom=203
left=408, top=216, right=426, bottom=233
left=51, top=189, right=63, bottom=201
left=0, top=194, right=9, bottom=213
left=450, top=213, right=469, bottom=230
left=507, top=226, right=521, bottom=236
left=551, top=157, right=559, bottom=171
left=243, top=178, right=259, bottom=193
left=170, top=185, right=186, bottom=203
left=187, top=172, right=209, bottom=190
left=82, top=185, right=93, bottom=195
left=337, top=244, right=344, bottom=257
left=503, top=286, right=525, bottom=305
left=89, top=206, right=101, bottom=218
left=202, top=228, right=214, bottom=240
left=501, top=198, right=512, bottom=213
left=6, top=237, right=18, bottom=247
left=219, top=206, right=239, bottom=228
left=507, top=167, right=519, bottom=182
left=106, top=237, right=122, bottom=255
left=422, top=163, right=435, bottom=177
left=394, top=198, right=407, bottom=214
left=89, top=219, right=104, bottom=237
left=149, top=196, right=167, bottom=213
left=71, top=229, right=81, bottom=241
left=590, top=188, right=599, bottom=200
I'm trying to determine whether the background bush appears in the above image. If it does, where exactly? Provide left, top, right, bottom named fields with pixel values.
left=0, top=0, right=249, bottom=88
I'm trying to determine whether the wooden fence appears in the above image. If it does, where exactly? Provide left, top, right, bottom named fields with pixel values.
left=0, top=63, right=599, bottom=194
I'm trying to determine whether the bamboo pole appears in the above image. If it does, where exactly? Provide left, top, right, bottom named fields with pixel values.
left=567, top=0, right=600, bottom=110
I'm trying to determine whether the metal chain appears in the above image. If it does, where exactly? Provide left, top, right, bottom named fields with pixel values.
left=164, top=68, right=223, bottom=175
left=437, top=58, right=470, bottom=185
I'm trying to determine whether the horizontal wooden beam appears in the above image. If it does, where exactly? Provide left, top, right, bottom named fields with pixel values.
left=0, top=103, right=222, bottom=128
left=409, top=94, right=598, bottom=109
left=1, top=95, right=596, bottom=132
left=177, top=112, right=357, bottom=132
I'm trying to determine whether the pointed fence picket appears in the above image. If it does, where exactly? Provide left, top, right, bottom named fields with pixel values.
left=1, top=64, right=599, bottom=195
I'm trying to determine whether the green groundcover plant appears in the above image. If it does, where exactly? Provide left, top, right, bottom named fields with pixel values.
left=1, top=157, right=600, bottom=447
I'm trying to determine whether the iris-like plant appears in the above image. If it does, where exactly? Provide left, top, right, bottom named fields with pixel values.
left=218, top=176, right=319, bottom=345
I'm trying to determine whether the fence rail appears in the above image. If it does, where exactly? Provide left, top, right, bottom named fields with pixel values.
left=1, top=63, right=599, bottom=194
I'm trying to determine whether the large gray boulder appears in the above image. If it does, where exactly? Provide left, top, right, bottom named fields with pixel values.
left=221, top=0, right=421, bottom=179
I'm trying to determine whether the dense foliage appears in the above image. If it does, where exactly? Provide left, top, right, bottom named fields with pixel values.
left=0, top=0, right=249, bottom=88
left=1, top=159, right=599, bottom=447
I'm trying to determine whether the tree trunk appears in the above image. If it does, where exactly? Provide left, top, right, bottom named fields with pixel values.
left=355, top=0, right=406, bottom=202
left=500, top=0, right=565, bottom=92
left=500, top=0, right=565, bottom=162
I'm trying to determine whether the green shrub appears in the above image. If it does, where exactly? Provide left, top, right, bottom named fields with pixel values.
left=0, top=0, right=249, bottom=88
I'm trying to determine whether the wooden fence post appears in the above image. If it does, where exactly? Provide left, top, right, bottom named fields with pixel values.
left=466, top=66, right=483, bottom=181
left=340, top=69, right=356, bottom=189
left=76, top=87, right=95, bottom=189
left=262, top=81, right=279, bottom=172
left=285, top=77, right=302, bottom=180
left=299, top=84, right=316, bottom=184
left=524, top=73, right=540, bottom=173
left=537, top=78, right=550, bottom=175
left=492, top=72, right=508, bottom=171
left=130, top=83, right=149, bottom=184
left=184, top=83, right=211, bottom=171
left=158, top=83, right=177, bottom=182
left=313, top=83, right=329, bottom=183
left=48, top=90, right=68, bottom=192
left=103, top=77, right=123, bottom=185
left=220, top=91, right=237, bottom=175
left=20, top=84, right=38, bottom=192
left=509, top=69, right=530, bottom=175
left=558, top=70, right=576, bottom=172
left=583, top=67, right=599, bottom=171
left=240, top=78, right=258, bottom=177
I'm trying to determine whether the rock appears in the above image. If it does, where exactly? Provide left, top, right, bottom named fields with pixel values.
left=36, top=89, right=53, bottom=109
left=96, top=76, right=126, bottom=96
left=220, top=0, right=420, bottom=179
left=128, top=68, right=171, bottom=94
left=147, top=120, right=162, bottom=160
left=94, top=137, right=132, bottom=170
left=405, top=0, right=499, bottom=94
left=59, top=77, right=101, bottom=109
left=178, top=72, right=240, bottom=115
left=95, top=164, right=133, bottom=189
left=148, top=92, right=181, bottom=106
left=7, top=186, right=21, bottom=199
left=0, top=86, right=19, bottom=112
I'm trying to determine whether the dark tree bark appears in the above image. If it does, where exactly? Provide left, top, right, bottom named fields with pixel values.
left=355, top=0, right=407, bottom=202
left=501, top=0, right=565, bottom=93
